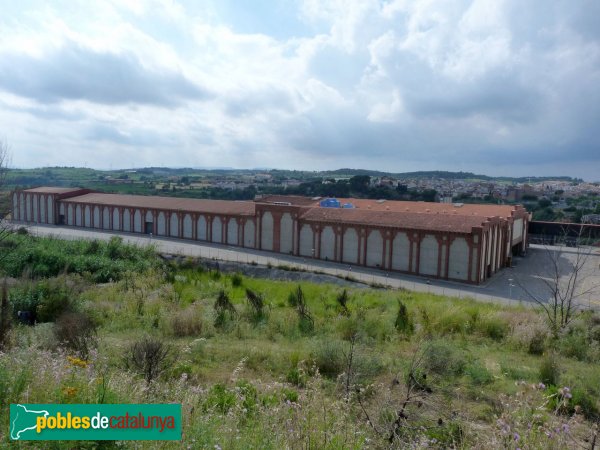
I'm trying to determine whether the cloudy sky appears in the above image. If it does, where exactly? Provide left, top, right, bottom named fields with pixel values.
left=1, top=0, right=599, bottom=179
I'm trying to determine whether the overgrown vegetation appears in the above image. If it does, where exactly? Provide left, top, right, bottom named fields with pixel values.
left=0, top=235, right=158, bottom=282
left=0, top=236, right=598, bottom=448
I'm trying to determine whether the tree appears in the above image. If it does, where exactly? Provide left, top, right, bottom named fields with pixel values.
left=349, top=175, right=370, bottom=194
left=516, top=228, right=599, bottom=339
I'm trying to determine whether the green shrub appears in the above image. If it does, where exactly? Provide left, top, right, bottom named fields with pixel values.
left=539, top=353, right=560, bottom=386
left=423, top=340, right=466, bottom=376
left=337, top=316, right=362, bottom=341
left=558, top=332, right=589, bottom=361
left=571, top=388, right=600, bottom=420
left=170, top=307, right=203, bottom=337
left=0, top=235, right=158, bottom=281
left=394, top=300, right=414, bottom=336
left=36, top=287, right=75, bottom=323
left=231, top=273, right=243, bottom=287
left=54, top=311, right=97, bottom=358
left=286, top=367, right=307, bottom=388
left=528, top=329, right=547, bottom=355
left=546, top=386, right=600, bottom=420
left=312, top=339, right=345, bottom=378
left=425, top=421, right=464, bottom=447
left=245, top=288, right=265, bottom=323
left=213, top=290, right=236, bottom=329
left=478, top=317, right=509, bottom=341
left=336, top=289, right=350, bottom=316
left=204, top=384, right=236, bottom=414
left=282, top=388, right=298, bottom=403
left=466, top=362, right=493, bottom=385
left=288, top=286, right=313, bottom=333
left=236, top=380, right=258, bottom=414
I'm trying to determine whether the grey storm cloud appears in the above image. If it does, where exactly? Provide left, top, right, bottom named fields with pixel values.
left=0, top=43, right=210, bottom=107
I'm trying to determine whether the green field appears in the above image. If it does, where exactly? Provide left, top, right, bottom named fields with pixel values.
left=0, top=235, right=599, bottom=448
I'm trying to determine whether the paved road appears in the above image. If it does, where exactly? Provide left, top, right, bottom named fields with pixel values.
left=12, top=223, right=600, bottom=309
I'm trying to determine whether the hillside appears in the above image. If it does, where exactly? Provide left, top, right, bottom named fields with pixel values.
left=0, top=235, right=598, bottom=448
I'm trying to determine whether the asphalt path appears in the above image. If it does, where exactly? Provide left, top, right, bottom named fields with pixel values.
left=11, top=222, right=600, bottom=310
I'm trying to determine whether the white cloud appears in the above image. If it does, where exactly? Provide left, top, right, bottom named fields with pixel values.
left=0, top=0, right=598, bottom=179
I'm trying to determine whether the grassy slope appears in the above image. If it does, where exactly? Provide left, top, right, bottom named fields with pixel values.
left=0, top=239, right=599, bottom=448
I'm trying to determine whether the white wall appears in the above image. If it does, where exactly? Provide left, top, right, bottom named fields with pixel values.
left=39, top=195, right=46, bottom=223
left=472, top=247, right=479, bottom=282
left=419, top=235, right=438, bottom=276
left=75, top=205, right=82, bottom=226
left=48, top=196, right=54, bottom=224
left=32, top=195, right=38, bottom=222
left=391, top=232, right=410, bottom=271
left=342, top=228, right=359, bottom=264
left=157, top=212, right=166, bottom=235
left=261, top=211, right=273, bottom=251
left=366, top=230, right=383, bottom=267
left=197, top=215, right=207, bottom=240
left=183, top=214, right=193, bottom=239
left=123, top=209, right=131, bottom=232
left=91, top=206, right=100, bottom=228
left=299, top=224, right=314, bottom=256
left=280, top=213, right=293, bottom=254
left=18, top=193, right=24, bottom=221
left=103, top=208, right=110, bottom=230
left=244, top=220, right=255, bottom=247
left=134, top=210, right=142, bottom=233
left=67, top=205, right=73, bottom=225
left=25, top=195, right=31, bottom=221
left=112, top=209, right=120, bottom=230
left=212, top=217, right=222, bottom=243
left=12, top=193, right=18, bottom=219
left=512, top=218, right=523, bottom=243
left=170, top=213, right=179, bottom=237
left=227, top=218, right=238, bottom=245
left=448, top=238, right=469, bottom=280
left=320, top=226, right=335, bottom=260
left=84, top=206, right=91, bottom=227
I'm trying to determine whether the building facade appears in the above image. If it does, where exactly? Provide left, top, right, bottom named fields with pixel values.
left=12, top=188, right=531, bottom=284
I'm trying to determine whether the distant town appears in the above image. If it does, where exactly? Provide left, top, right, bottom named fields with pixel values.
left=5, top=167, right=600, bottom=224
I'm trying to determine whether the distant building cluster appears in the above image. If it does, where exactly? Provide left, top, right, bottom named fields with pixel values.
left=12, top=187, right=531, bottom=284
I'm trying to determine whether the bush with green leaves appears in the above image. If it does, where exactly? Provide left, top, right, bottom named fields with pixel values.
left=528, top=328, right=547, bottom=355
left=54, top=311, right=97, bottom=358
left=245, top=288, right=265, bottom=323
left=466, top=362, right=493, bottom=385
left=311, top=339, right=345, bottom=378
left=539, top=353, right=561, bottom=386
left=394, top=300, right=414, bottom=336
left=10, top=279, right=78, bottom=323
left=0, top=235, right=158, bottom=282
left=213, top=290, right=236, bottom=328
left=423, top=340, right=467, bottom=376
left=288, top=286, right=313, bottom=333
left=231, top=273, right=243, bottom=287
left=336, top=289, right=350, bottom=316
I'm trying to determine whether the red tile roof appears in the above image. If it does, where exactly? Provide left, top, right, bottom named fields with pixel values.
left=334, top=198, right=519, bottom=219
left=62, top=193, right=256, bottom=215
left=24, top=187, right=85, bottom=194
left=300, top=207, right=490, bottom=233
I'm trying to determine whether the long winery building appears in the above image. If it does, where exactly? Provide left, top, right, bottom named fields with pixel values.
left=11, top=187, right=531, bottom=284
